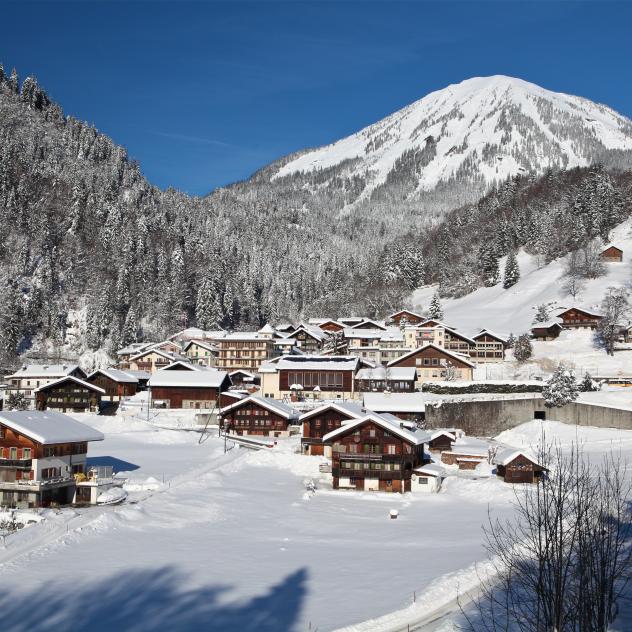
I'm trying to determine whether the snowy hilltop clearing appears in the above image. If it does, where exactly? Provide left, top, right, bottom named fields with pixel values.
left=413, top=216, right=632, bottom=338
left=1, top=414, right=631, bottom=631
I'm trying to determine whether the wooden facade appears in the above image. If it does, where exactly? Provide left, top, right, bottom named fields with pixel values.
left=87, top=371, right=137, bottom=401
left=389, top=310, right=425, bottom=326
left=325, top=417, right=427, bottom=493
left=471, top=332, right=506, bottom=363
left=35, top=378, right=103, bottom=413
left=287, top=328, right=324, bottom=353
left=318, top=320, right=345, bottom=333
left=300, top=406, right=363, bottom=455
left=441, top=450, right=486, bottom=470
left=428, top=431, right=456, bottom=452
left=220, top=398, right=298, bottom=437
left=557, top=307, right=602, bottom=329
left=600, top=245, right=623, bottom=262
left=150, top=385, right=224, bottom=409
left=279, top=367, right=354, bottom=393
left=531, top=322, right=563, bottom=340
left=443, top=327, right=475, bottom=355
left=496, top=453, right=546, bottom=484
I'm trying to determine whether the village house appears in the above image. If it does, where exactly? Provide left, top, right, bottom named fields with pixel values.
left=322, top=412, right=430, bottom=493
left=443, top=326, right=476, bottom=356
left=403, top=324, right=446, bottom=349
left=600, top=245, right=623, bottom=263
left=343, top=327, right=408, bottom=364
left=148, top=369, right=230, bottom=410
left=151, top=340, right=185, bottom=355
left=34, top=376, right=104, bottom=413
left=286, top=324, right=327, bottom=353
left=349, top=319, right=388, bottom=331
left=362, top=392, right=427, bottom=423
left=86, top=369, right=138, bottom=402
left=315, top=319, right=346, bottom=333
left=410, top=463, right=446, bottom=493
left=122, top=370, right=151, bottom=390
left=388, top=310, right=426, bottom=327
left=218, top=390, right=246, bottom=408
left=229, top=370, right=259, bottom=389
left=215, top=333, right=277, bottom=373
left=219, top=395, right=300, bottom=437
left=260, top=355, right=365, bottom=401
left=354, top=366, right=417, bottom=393
left=0, top=411, right=104, bottom=508
left=127, top=348, right=190, bottom=373
left=169, top=327, right=226, bottom=343
left=299, top=401, right=367, bottom=456
left=387, top=344, right=475, bottom=384
left=531, top=320, right=564, bottom=340
left=272, top=336, right=298, bottom=356
left=182, top=339, right=219, bottom=367
left=556, top=307, right=603, bottom=330
left=470, top=330, right=507, bottom=363
left=4, top=364, right=87, bottom=410
left=493, top=447, right=546, bottom=484
left=116, top=342, right=156, bottom=369
left=338, top=317, right=366, bottom=327
left=428, top=429, right=460, bottom=452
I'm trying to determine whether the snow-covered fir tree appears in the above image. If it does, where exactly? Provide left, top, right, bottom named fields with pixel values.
left=503, top=250, right=520, bottom=289
left=533, top=304, right=550, bottom=324
left=579, top=371, right=600, bottom=392
left=428, top=292, right=444, bottom=319
left=542, top=364, right=579, bottom=407
left=513, top=334, right=532, bottom=362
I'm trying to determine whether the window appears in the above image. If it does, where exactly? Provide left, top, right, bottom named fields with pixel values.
left=387, top=445, right=396, bottom=455
left=10, top=447, right=17, bottom=459
left=22, top=448, right=31, bottom=459
left=419, top=477, right=428, bottom=484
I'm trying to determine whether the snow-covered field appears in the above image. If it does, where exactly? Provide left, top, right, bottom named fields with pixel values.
left=1, top=414, right=630, bottom=631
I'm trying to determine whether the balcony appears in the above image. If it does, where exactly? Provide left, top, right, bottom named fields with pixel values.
left=333, top=468, right=404, bottom=480
left=0, top=459, right=33, bottom=469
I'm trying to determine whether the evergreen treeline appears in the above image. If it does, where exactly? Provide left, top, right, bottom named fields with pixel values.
left=1, top=64, right=632, bottom=363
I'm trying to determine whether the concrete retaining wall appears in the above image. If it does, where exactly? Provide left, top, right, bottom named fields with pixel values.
left=425, top=397, right=632, bottom=436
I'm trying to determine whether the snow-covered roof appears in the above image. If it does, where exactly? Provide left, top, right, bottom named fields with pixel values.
left=183, top=339, right=219, bottom=354
left=343, top=328, right=383, bottom=339
left=363, top=392, right=427, bottom=413
left=6, top=364, right=82, bottom=379
left=338, top=317, right=366, bottom=325
left=473, top=329, right=508, bottom=343
left=350, top=319, right=387, bottom=331
left=531, top=319, right=564, bottom=330
left=413, top=463, right=446, bottom=477
left=158, top=361, right=219, bottom=372
left=258, top=323, right=277, bottom=335
left=122, top=370, right=151, bottom=380
left=116, top=342, right=155, bottom=356
left=322, top=413, right=430, bottom=446
left=275, top=355, right=360, bottom=372
left=355, top=366, right=417, bottom=381
left=219, top=395, right=300, bottom=420
left=493, top=446, right=541, bottom=467
left=556, top=306, right=602, bottom=318
left=88, top=368, right=138, bottom=384
left=290, top=324, right=326, bottom=341
left=0, top=411, right=104, bottom=445
left=601, top=244, right=623, bottom=252
left=221, top=332, right=268, bottom=341
left=129, top=347, right=188, bottom=363
left=315, top=319, right=345, bottom=329
left=34, top=376, right=105, bottom=394
left=229, top=370, right=256, bottom=379
left=148, top=370, right=229, bottom=388
left=298, top=401, right=367, bottom=422
left=443, top=326, right=476, bottom=345
left=389, top=309, right=424, bottom=320
left=430, top=429, right=457, bottom=441
left=449, top=438, right=492, bottom=457
left=387, top=343, right=475, bottom=368
left=168, top=327, right=226, bottom=341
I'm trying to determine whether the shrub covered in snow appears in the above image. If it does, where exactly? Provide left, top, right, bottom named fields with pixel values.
left=542, top=364, right=579, bottom=407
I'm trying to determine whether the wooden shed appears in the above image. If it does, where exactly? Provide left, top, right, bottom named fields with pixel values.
left=600, top=245, right=623, bottom=262
left=494, top=448, right=546, bottom=484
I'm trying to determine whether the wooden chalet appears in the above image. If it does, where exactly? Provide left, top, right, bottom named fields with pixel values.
left=443, top=326, right=476, bottom=355
left=286, top=325, right=326, bottom=353
left=388, top=310, right=425, bottom=326
left=600, top=245, right=623, bottom=262
left=219, top=395, right=299, bottom=437
left=35, top=376, right=104, bottom=413
left=299, top=401, right=367, bottom=456
left=350, top=319, right=387, bottom=331
left=148, top=370, right=230, bottom=409
left=354, top=366, right=417, bottom=393
left=387, top=344, right=475, bottom=383
left=493, top=448, right=546, bottom=483
left=531, top=321, right=564, bottom=340
left=0, top=411, right=104, bottom=508
left=471, top=330, right=507, bottom=363
left=556, top=307, right=602, bottom=330
left=87, top=369, right=138, bottom=401
left=218, top=390, right=246, bottom=408
left=322, top=413, right=430, bottom=493
left=316, top=319, right=346, bottom=333
left=428, top=429, right=458, bottom=452
left=229, top=370, right=259, bottom=389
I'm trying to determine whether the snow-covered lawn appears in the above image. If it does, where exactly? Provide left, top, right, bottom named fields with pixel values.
left=1, top=414, right=630, bottom=631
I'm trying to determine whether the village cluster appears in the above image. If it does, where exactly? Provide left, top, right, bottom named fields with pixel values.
left=2, top=300, right=610, bottom=509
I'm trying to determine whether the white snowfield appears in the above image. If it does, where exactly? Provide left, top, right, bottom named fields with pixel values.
left=0, top=413, right=630, bottom=631
left=274, top=75, right=632, bottom=196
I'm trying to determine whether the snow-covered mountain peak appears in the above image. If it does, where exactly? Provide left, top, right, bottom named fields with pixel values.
left=272, top=75, right=632, bottom=205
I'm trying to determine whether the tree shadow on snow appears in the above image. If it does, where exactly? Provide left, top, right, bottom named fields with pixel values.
left=0, top=566, right=308, bottom=632
left=86, top=455, right=141, bottom=473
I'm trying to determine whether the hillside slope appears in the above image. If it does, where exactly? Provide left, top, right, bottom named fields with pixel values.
left=412, top=217, right=632, bottom=336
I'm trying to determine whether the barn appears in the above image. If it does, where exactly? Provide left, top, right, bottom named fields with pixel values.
left=494, top=448, right=546, bottom=484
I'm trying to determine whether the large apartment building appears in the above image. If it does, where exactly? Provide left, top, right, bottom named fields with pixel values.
left=215, top=333, right=277, bottom=372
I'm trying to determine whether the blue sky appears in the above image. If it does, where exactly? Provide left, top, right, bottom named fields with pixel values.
left=2, top=1, right=632, bottom=195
